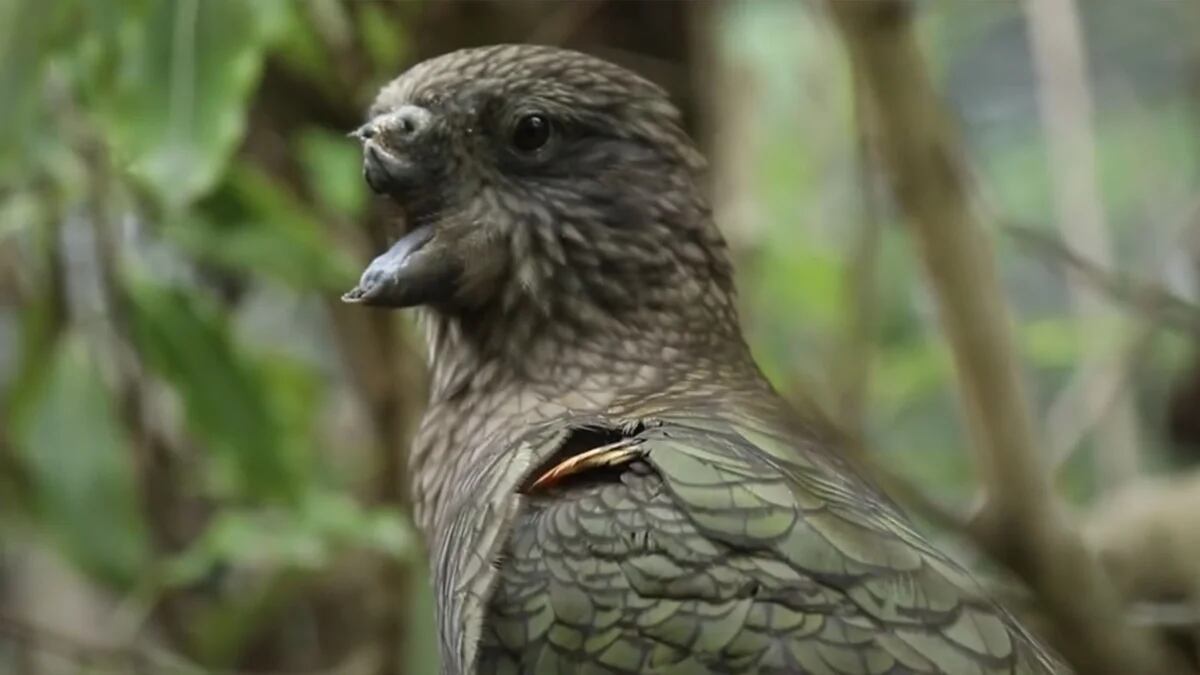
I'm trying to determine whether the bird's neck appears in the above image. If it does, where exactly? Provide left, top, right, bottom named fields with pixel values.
left=405, top=283, right=770, bottom=533
left=438, top=307, right=754, bottom=393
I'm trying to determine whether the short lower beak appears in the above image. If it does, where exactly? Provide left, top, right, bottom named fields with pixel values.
left=342, top=224, right=459, bottom=308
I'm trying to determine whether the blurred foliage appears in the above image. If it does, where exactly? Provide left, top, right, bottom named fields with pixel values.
left=722, top=0, right=1200, bottom=503
left=11, top=334, right=150, bottom=587
left=1, top=0, right=1199, bottom=673
left=0, top=0, right=424, bottom=671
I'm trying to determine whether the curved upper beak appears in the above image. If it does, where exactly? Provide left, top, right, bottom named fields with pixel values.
left=342, top=106, right=460, bottom=308
left=351, top=105, right=434, bottom=198
left=361, top=142, right=423, bottom=198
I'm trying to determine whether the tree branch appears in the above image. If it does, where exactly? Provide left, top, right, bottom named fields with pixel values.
left=1023, top=0, right=1140, bottom=489
left=833, top=73, right=885, bottom=441
left=825, top=2, right=1187, bottom=673
left=1010, top=224, right=1200, bottom=335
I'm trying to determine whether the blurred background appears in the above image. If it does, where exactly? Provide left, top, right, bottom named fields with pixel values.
left=2, top=0, right=1200, bottom=673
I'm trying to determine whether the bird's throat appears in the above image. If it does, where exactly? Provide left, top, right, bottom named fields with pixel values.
left=405, top=299, right=766, bottom=535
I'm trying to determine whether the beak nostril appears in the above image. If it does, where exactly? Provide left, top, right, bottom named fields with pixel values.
left=358, top=106, right=431, bottom=143
left=358, top=105, right=432, bottom=195
left=390, top=105, right=431, bottom=139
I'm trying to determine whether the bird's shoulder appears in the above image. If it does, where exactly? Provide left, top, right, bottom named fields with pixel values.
left=477, top=413, right=1065, bottom=674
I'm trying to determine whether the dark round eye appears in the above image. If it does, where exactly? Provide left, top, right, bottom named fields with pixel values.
left=512, top=114, right=551, bottom=152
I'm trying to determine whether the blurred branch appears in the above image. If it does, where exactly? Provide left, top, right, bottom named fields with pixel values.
left=1087, top=473, right=1200, bottom=605
left=0, top=228, right=27, bottom=307
left=65, top=82, right=216, bottom=655
left=1045, top=328, right=1158, bottom=473
left=1011, top=225, right=1200, bottom=335
left=0, top=611, right=375, bottom=675
left=0, top=427, right=29, bottom=516
left=826, top=2, right=1187, bottom=673
left=2, top=151, right=67, bottom=532
left=80, top=112, right=189, bottom=550
left=1024, top=0, right=1140, bottom=489
left=0, top=612, right=163, bottom=674
left=1130, top=603, right=1200, bottom=631
left=1087, top=473, right=1200, bottom=665
left=833, top=73, right=885, bottom=441
left=703, top=3, right=761, bottom=252
left=1011, top=212, right=1200, bottom=470
left=324, top=212, right=426, bottom=675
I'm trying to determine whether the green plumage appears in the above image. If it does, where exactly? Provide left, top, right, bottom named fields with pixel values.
left=474, top=412, right=1063, bottom=674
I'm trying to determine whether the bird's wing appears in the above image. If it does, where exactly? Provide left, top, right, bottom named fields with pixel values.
left=477, top=413, right=1067, bottom=674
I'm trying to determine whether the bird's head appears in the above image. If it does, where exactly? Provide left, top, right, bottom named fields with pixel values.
left=343, top=45, right=734, bottom=328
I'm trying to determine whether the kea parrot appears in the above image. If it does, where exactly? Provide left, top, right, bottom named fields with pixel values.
left=342, top=44, right=1067, bottom=675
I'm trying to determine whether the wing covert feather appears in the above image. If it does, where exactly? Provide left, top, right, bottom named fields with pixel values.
left=477, top=416, right=1066, bottom=674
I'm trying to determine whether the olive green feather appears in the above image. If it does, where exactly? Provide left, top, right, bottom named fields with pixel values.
left=472, top=414, right=1065, bottom=675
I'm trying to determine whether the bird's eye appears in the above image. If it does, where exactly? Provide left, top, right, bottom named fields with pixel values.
left=511, top=114, right=552, bottom=152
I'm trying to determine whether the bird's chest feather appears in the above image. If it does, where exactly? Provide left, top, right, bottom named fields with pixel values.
left=477, top=466, right=712, bottom=675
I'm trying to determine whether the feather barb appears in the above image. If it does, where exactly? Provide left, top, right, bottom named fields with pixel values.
left=526, top=438, right=644, bottom=493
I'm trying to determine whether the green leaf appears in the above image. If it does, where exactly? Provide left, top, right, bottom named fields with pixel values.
left=0, top=0, right=99, bottom=186
left=357, top=3, right=408, bottom=74
left=95, top=0, right=287, bottom=210
left=406, top=560, right=443, bottom=675
left=0, top=191, right=43, bottom=242
left=0, top=0, right=45, bottom=185
left=164, top=491, right=415, bottom=586
left=875, top=340, right=952, bottom=408
left=9, top=334, right=150, bottom=586
left=173, top=161, right=357, bottom=290
left=298, top=127, right=367, bottom=219
left=1019, top=318, right=1080, bottom=369
left=1018, top=317, right=1130, bottom=369
left=365, top=509, right=416, bottom=559
left=209, top=510, right=327, bottom=569
left=253, top=354, right=319, bottom=486
left=270, top=3, right=337, bottom=88
left=300, top=491, right=415, bottom=560
left=125, top=278, right=299, bottom=501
